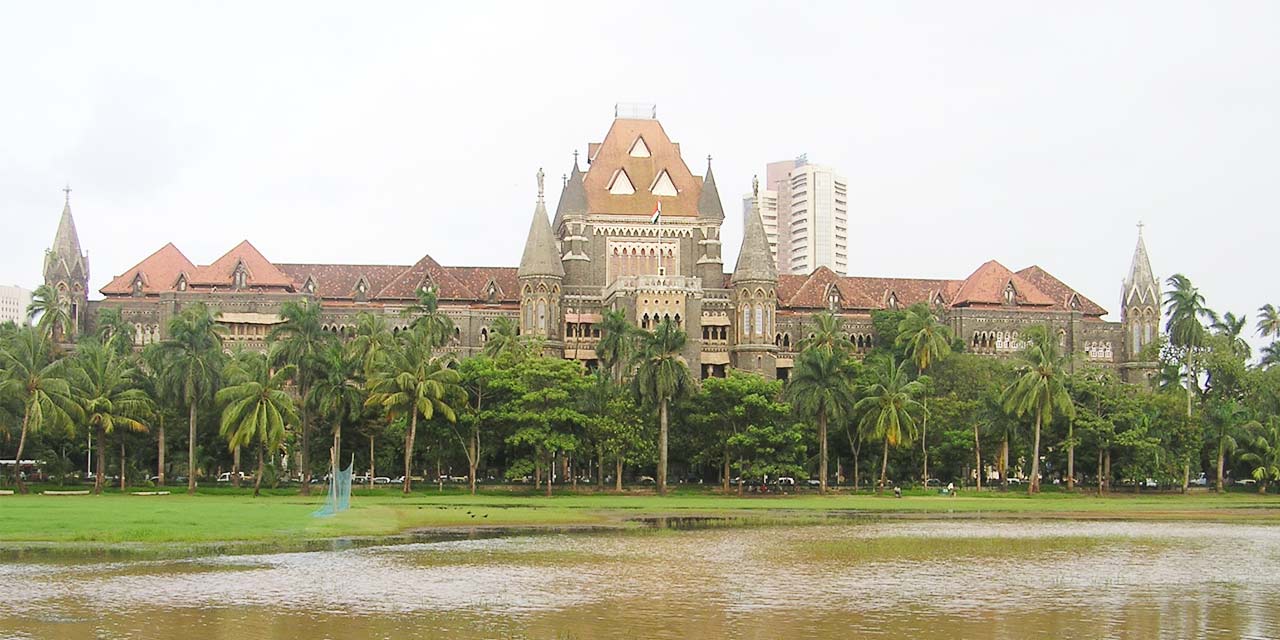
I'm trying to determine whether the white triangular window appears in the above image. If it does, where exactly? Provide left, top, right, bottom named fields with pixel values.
left=608, top=169, right=635, bottom=195
left=629, top=137, right=650, bottom=158
left=1003, top=282, right=1016, bottom=305
left=887, top=292, right=899, bottom=310
left=650, top=170, right=677, bottom=197
left=303, top=276, right=316, bottom=294
left=175, top=275, right=187, bottom=292
left=1069, top=293, right=1081, bottom=310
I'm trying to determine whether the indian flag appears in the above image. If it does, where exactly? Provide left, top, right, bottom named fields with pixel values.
left=650, top=201, right=662, bottom=224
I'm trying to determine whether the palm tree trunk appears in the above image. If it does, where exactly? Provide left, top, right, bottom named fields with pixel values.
left=232, top=445, right=241, bottom=489
left=722, top=445, right=730, bottom=493
left=402, top=411, right=417, bottom=494
left=879, top=434, right=890, bottom=493
left=157, top=420, right=166, bottom=486
left=1104, top=449, right=1112, bottom=494
left=1097, top=448, right=1103, bottom=496
left=615, top=458, right=623, bottom=492
left=819, top=409, right=828, bottom=494
left=1067, top=419, right=1075, bottom=490
left=119, top=440, right=126, bottom=491
left=1217, top=433, right=1226, bottom=494
left=1000, top=435, right=1009, bottom=490
left=658, top=398, right=669, bottom=496
left=921, top=396, right=929, bottom=488
left=546, top=450, right=553, bottom=498
left=974, top=423, right=982, bottom=491
left=1029, top=407, right=1043, bottom=494
left=187, top=399, right=197, bottom=495
left=95, top=425, right=105, bottom=495
left=300, top=390, right=312, bottom=496
left=368, top=434, right=375, bottom=490
left=12, top=408, right=31, bottom=494
left=470, top=427, right=479, bottom=495
left=332, top=425, right=341, bottom=482
left=253, top=443, right=264, bottom=497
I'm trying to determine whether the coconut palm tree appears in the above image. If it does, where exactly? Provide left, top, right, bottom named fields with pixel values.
left=150, top=303, right=224, bottom=494
left=896, top=303, right=953, bottom=487
left=1001, top=325, right=1074, bottom=494
left=853, top=356, right=925, bottom=492
left=1257, top=304, right=1280, bottom=340
left=631, top=318, right=694, bottom=495
left=1239, top=416, right=1280, bottom=494
left=401, top=286, right=454, bottom=347
left=268, top=299, right=333, bottom=494
left=595, top=310, right=636, bottom=383
left=1211, top=311, right=1251, bottom=359
left=1164, top=274, right=1213, bottom=418
left=797, top=311, right=853, bottom=357
left=216, top=351, right=298, bottom=497
left=481, top=316, right=525, bottom=360
left=1206, top=399, right=1248, bottom=494
left=348, top=312, right=395, bottom=374
left=26, top=284, right=72, bottom=342
left=786, top=348, right=856, bottom=494
left=71, top=341, right=154, bottom=494
left=310, top=342, right=365, bottom=478
left=95, top=308, right=136, bottom=356
left=0, top=327, right=80, bottom=492
left=364, top=324, right=465, bottom=493
left=1262, top=342, right=1280, bottom=369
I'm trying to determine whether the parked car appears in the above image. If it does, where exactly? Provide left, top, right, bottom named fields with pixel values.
left=1007, top=478, right=1023, bottom=485
left=638, top=476, right=656, bottom=485
left=1191, top=473, right=1209, bottom=487
left=392, top=476, right=407, bottom=485
left=216, top=472, right=251, bottom=483
left=1142, top=478, right=1158, bottom=489
left=925, top=478, right=942, bottom=487
left=352, top=474, right=370, bottom=484
left=1237, top=478, right=1257, bottom=486
left=373, top=476, right=392, bottom=484
left=774, top=477, right=796, bottom=486
left=806, top=479, right=821, bottom=487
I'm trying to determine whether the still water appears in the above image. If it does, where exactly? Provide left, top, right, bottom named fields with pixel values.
left=2, top=520, right=1278, bottom=639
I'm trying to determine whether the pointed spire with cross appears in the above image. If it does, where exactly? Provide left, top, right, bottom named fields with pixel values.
left=1137, top=220, right=1145, bottom=237
left=63, top=183, right=72, bottom=205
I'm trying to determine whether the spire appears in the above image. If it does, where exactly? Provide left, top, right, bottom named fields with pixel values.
left=732, top=184, right=777, bottom=284
left=519, top=169, right=565, bottom=279
left=52, top=187, right=84, bottom=261
left=552, top=152, right=587, bottom=231
left=697, top=155, right=724, bottom=222
left=1123, top=222, right=1158, bottom=306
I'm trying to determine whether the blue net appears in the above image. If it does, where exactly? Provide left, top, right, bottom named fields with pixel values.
left=313, top=461, right=353, bottom=518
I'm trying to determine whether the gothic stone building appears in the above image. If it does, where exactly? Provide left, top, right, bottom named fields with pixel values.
left=45, top=113, right=1161, bottom=383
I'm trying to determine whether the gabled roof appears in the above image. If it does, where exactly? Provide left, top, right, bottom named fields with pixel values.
left=441, top=266, right=520, bottom=303
left=951, top=260, right=1054, bottom=307
left=276, top=263, right=407, bottom=299
left=582, top=118, right=702, bottom=217
left=189, top=240, right=294, bottom=289
left=101, top=243, right=196, bottom=295
left=1017, top=265, right=1107, bottom=316
left=776, top=267, right=956, bottom=311
left=375, top=253, right=472, bottom=300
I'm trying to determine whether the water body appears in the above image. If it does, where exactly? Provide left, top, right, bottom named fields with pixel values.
left=2, top=520, right=1278, bottom=639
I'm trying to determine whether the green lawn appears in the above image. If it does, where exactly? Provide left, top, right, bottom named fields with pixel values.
left=1, top=485, right=1277, bottom=547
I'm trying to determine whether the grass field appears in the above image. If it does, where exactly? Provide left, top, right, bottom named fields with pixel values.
left=2, top=484, right=1278, bottom=550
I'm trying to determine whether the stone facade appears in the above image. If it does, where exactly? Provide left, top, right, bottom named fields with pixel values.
left=44, top=112, right=1159, bottom=383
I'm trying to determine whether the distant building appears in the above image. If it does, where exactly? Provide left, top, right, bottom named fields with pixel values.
left=0, top=285, right=33, bottom=326
left=749, top=157, right=849, bottom=275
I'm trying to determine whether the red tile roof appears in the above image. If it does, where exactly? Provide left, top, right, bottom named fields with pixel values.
left=441, top=267, right=520, bottom=303
left=276, top=263, right=407, bottom=299
left=100, top=243, right=196, bottom=295
left=950, top=260, right=1054, bottom=307
left=582, top=118, right=702, bottom=218
left=189, top=240, right=294, bottom=289
left=1016, top=265, right=1107, bottom=316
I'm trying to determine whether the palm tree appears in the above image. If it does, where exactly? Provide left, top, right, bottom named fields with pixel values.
left=216, top=351, right=298, bottom=496
left=268, top=299, right=333, bottom=494
left=95, top=308, right=136, bottom=356
left=0, top=327, right=80, bottom=492
left=1257, top=304, right=1280, bottom=340
left=1262, top=342, right=1280, bottom=369
left=151, top=303, right=224, bottom=494
left=896, top=303, right=952, bottom=487
left=1164, top=274, right=1213, bottom=416
left=71, top=342, right=153, bottom=494
left=310, top=342, right=365, bottom=478
left=797, top=311, right=853, bottom=356
left=631, top=319, right=694, bottom=495
left=26, top=284, right=72, bottom=342
left=348, top=312, right=395, bottom=374
left=481, top=316, right=525, bottom=360
left=1206, top=399, right=1247, bottom=494
left=1001, top=325, right=1074, bottom=494
left=595, top=310, right=637, bottom=384
left=365, top=324, right=465, bottom=493
left=853, top=356, right=925, bottom=492
left=1211, top=311, right=1251, bottom=359
left=1239, top=416, right=1280, bottom=494
left=787, top=348, right=856, bottom=494
left=401, top=286, right=454, bottom=347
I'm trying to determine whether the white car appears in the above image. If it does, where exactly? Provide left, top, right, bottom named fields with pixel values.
left=1191, top=473, right=1209, bottom=487
left=373, top=476, right=392, bottom=484
left=216, top=472, right=251, bottom=483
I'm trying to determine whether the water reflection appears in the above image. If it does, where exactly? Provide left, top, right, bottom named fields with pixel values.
left=2, top=520, right=1278, bottom=639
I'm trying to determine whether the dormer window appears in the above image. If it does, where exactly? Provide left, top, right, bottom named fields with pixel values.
left=629, top=136, right=651, bottom=158
left=1068, top=293, right=1081, bottom=310
left=486, top=281, right=498, bottom=303
left=176, top=275, right=187, bottom=292
left=649, top=170, right=677, bottom=197
left=354, top=277, right=369, bottom=302
left=1003, top=282, right=1016, bottom=305
left=233, top=265, right=248, bottom=290
left=132, top=275, right=144, bottom=296
left=826, top=285, right=841, bottom=311
left=607, top=168, right=635, bottom=195
left=303, top=277, right=316, bottom=294
left=887, top=293, right=899, bottom=310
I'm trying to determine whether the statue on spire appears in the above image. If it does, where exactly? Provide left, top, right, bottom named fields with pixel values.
left=536, top=167, right=545, bottom=203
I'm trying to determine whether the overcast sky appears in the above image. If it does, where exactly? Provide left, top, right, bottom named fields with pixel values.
left=2, top=2, right=1276, bottom=354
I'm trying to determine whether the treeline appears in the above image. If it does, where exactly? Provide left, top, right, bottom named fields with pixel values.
left=3, top=277, right=1279, bottom=497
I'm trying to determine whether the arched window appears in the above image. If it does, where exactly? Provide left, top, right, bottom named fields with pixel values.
left=1132, top=323, right=1141, bottom=351
left=742, top=307, right=750, bottom=336
left=480, top=327, right=489, bottom=343
left=536, top=300, right=547, bottom=332
left=754, top=304, right=763, bottom=337
left=525, top=303, right=534, bottom=331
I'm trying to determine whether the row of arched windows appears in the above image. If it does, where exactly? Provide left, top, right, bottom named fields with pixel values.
left=971, top=330, right=1026, bottom=353
left=1085, top=341, right=1115, bottom=361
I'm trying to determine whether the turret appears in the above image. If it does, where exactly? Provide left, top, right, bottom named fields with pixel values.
left=518, top=169, right=564, bottom=351
left=555, top=153, right=591, bottom=284
left=695, top=156, right=725, bottom=285
left=730, top=176, right=778, bottom=378
left=43, top=187, right=90, bottom=338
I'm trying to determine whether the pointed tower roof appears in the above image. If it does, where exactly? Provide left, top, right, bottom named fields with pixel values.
left=45, top=187, right=90, bottom=283
left=52, top=200, right=84, bottom=262
left=732, top=183, right=777, bottom=284
left=518, top=169, right=565, bottom=279
left=553, top=153, right=587, bottom=231
left=1122, top=223, right=1159, bottom=306
left=697, top=156, right=724, bottom=222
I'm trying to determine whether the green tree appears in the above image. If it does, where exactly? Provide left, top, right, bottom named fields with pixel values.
left=310, top=342, right=365, bottom=478
left=787, top=348, right=856, bottom=493
left=268, top=298, right=333, bottom=494
left=348, top=311, right=396, bottom=375
left=1211, top=311, right=1251, bottom=360
left=1001, top=325, right=1074, bottom=494
left=95, top=308, right=136, bottom=356
left=26, top=284, right=73, bottom=342
left=896, top=303, right=953, bottom=486
left=402, top=286, right=455, bottom=346
left=0, top=327, right=80, bottom=492
left=1204, top=398, right=1248, bottom=493
left=631, top=319, right=695, bottom=495
left=854, top=355, right=925, bottom=492
left=1256, top=304, right=1280, bottom=341
left=500, top=356, right=588, bottom=496
left=480, top=316, right=525, bottom=360
left=1164, top=274, right=1213, bottom=420
left=365, top=325, right=465, bottom=493
left=797, top=311, right=853, bottom=357
left=150, top=302, right=225, bottom=494
left=1239, top=416, right=1280, bottom=493
left=216, top=351, right=298, bottom=496
left=595, top=310, right=637, bottom=383
left=71, top=341, right=153, bottom=493
left=688, top=372, right=790, bottom=493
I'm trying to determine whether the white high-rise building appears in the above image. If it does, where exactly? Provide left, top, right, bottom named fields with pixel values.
left=745, top=157, right=848, bottom=275
left=0, top=285, right=33, bottom=326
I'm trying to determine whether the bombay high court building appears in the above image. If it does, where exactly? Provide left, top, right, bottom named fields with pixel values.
left=43, top=108, right=1162, bottom=383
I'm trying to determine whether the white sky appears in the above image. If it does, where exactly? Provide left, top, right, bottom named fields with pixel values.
left=2, top=2, right=1276, bottom=353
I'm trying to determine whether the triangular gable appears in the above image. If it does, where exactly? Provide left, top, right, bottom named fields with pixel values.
left=100, top=243, right=196, bottom=296
left=607, top=168, right=635, bottom=195
left=952, top=260, right=1053, bottom=307
left=191, top=240, right=294, bottom=288
left=629, top=136, right=651, bottom=158
left=649, top=169, right=678, bottom=197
